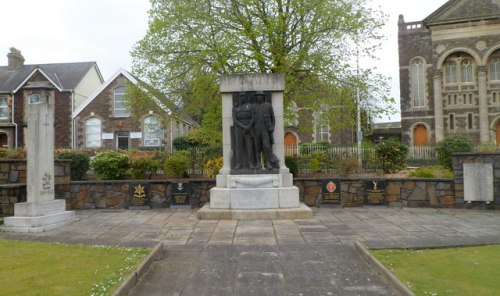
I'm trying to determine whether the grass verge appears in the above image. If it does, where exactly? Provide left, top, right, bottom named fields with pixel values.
left=371, top=245, right=500, bottom=296
left=0, top=239, right=150, bottom=296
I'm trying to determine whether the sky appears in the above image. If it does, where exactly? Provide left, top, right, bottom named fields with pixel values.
left=1, top=0, right=449, bottom=122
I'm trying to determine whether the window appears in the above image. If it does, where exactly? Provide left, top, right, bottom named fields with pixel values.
left=460, top=59, right=473, bottom=83
left=144, top=116, right=161, bottom=147
left=114, top=86, right=130, bottom=117
left=445, top=61, right=457, bottom=84
left=467, top=113, right=473, bottom=130
left=410, top=58, right=426, bottom=107
left=449, top=114, right=455, bottom=130
left=0, top=97, right=8, bottom=119
left=116, top=132, right=129, bottom=150
left=490, top=57, right=500, bottom=81
left=314, top=112, right=329, bottom=142
left=85, top=118, right=101, bottom=148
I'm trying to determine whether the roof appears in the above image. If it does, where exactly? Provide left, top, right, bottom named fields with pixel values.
left=424, top=0, right=500, bottom=26
left=72, top=68, right=199, bottom=127
left=372, top=122, right=402, bottom=130
left=0, top=62, right=100, bottom=93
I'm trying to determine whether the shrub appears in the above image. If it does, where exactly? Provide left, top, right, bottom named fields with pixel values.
left=285, top=156, right=299, bottom=177
left=336, top=158, right=359, bottom=176
left=0, top=148, right=27, bottom=159
left=90, top=150, right=130, bottom=180
left=474, top=142, right=499, bottom=153
left=164, top=151, right=190, bottom=178
left=407, top=165, right=453, bottom=178
left=203, top=156, right=223, bottom=178
left=436, top=136, right=473, bottom=170
left=173, top=136, right=204, bottom=150
left=55, top=150, right=90, bottom=180
left=128, top=151, right=160, bottom=179
left=375, top=138, right=408, bottom=173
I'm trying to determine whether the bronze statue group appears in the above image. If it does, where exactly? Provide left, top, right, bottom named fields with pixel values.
left=232, top=91, right=279, bottom=171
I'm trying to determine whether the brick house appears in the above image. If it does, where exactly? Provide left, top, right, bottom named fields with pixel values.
left=399, top=0, right=500, bottom=145
left=0, top=48, right=103, bottom=148
left=72, top=68, right=199, bottom=150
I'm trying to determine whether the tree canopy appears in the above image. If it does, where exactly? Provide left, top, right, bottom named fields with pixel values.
left=130, top=0, right=393, bottom=145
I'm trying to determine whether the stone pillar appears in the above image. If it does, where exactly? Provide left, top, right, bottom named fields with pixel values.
left=199, top=73, right=312, bottom=220
left=433, top=70, right=444, bottom=142
left=478, top=66, right=489, bottom=143
left=2, top=82, right=74, bottom=233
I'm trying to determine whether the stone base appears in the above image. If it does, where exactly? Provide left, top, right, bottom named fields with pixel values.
left=1, top=200, right=75, bottom=233
left=197, top=203, right=313, bottom=220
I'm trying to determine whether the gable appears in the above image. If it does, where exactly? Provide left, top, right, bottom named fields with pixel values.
left=424, top=0, right=500, bottom=26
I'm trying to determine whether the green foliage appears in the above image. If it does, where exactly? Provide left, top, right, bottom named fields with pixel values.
left=203, top=156, right=223, bottom=178
left=90, top=151, right=130, bottom=180
left=336, top=158, right=359, bottom=176
left=285, top=156, right=299, bottom=177
left=173, top=136, right=202, bottom=150
left=407, top=165, right=453, bottom=179
left=0, top=148, right=27, bottom=159
left=131, top=0, right=393, bottom=138
left=164, top=151, right=190, bottom=178
left=55, top=150, right=90, bottom=181
left=374, top=138, right=408, bottom=173
left=126, top=151, right=161, bottom=179
left=474, top=142, right=499, bottom=152
left=436, top=136, right=473, bottom=170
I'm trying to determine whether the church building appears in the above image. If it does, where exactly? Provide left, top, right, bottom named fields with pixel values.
left=399, top=0, right=500, bottom=145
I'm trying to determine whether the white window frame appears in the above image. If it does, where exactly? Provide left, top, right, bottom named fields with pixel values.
left=114, top=86, right=130, bottom=117
left=85, top=117, right=101, bottom=148
left=0, top=97, right=8, bottom=120
left=313, top=112, right=329, bottom=142
left=445, top=61, right=457, bottom=84
left=490, top=57, right=500, bottom=81
left=460, top=59, right=473, bottom=83
left=143, top=115, right=161, bottom=147
left=410, top=58, right=426, bottom=107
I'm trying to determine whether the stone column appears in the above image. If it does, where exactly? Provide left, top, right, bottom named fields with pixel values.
left=477, top=66, right=489, bottom=143
left=433, top=71, right=444, bottom=142
left=2, top=82, right=74, bottom=233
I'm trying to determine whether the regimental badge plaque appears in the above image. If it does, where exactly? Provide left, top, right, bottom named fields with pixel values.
left=129, top=183, right=151, bottom=209
left=364, top=180, right=386, bottom=205
left=322, top=180, right=341, bottom=205
left=171, top=182, right=190, bottom=206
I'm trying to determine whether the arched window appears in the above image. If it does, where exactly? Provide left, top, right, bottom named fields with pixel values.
left=143, top=115, right=161, bottom=147
left=445, top=61, right=457, bottom=84
left=410, top=58, right=426, bottom=107
left=460, top=59, right=473, bottom=83
left=449, top=114, right=455, bottom=130
left=85, top=117, right=101, bottom=148
left=114, top=86, right=130, bottom=117
left=490, top=57, right=500, bottom=81
left=313, top=112, right=329, bottom=142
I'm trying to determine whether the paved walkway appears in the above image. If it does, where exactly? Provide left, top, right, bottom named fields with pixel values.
left=1, top=207, right=499, bottom=295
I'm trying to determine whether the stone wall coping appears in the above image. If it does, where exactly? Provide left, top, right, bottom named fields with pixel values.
left=70, top=178, right=215, bottom=185
left=453, top=152, right=500, bottom=156
left=294, top=177, right=453, bottom=182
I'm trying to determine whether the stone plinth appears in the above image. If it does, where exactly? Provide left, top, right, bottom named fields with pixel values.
left=1, top=200, right=75, bottom=233
left=198, top=203, right=312, bottom=220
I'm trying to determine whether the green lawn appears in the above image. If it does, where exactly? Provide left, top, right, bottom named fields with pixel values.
left=0, top=239, right=150, bottom=296
left=371, top=245, right=500, bottom=296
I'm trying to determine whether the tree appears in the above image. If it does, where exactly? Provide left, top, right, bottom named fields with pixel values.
left=130, top=0, right=391, bottom=140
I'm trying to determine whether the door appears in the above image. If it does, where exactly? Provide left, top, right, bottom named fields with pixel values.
left=284, top=132, right=298, bottom=155
left=413, top=124, right=428, bottom=145
left=116, top=132, right=129, bottom=150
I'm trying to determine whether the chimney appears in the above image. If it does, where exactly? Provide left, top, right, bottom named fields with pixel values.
left=7, top=47, right=25, bottom=70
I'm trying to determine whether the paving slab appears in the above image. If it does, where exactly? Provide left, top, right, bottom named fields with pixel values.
left=1, top=207, right=500, bottom=295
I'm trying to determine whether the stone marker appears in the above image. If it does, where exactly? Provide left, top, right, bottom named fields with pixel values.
left=464, top=163, right=493, bottom=203
left=198, top=74, right=312, bottom=219
left=1, top=82, right=74, bottom=232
